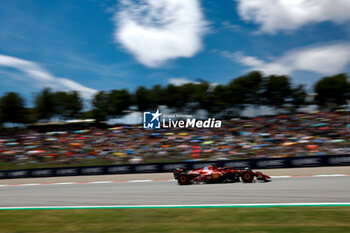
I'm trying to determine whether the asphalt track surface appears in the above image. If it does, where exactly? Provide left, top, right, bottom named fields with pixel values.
left=2, top=166, right=349, bottom=185
left=1, top=176, right=349, bottom=207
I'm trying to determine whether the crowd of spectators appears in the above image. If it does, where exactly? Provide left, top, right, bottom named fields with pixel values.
left=0, top=111, right=349, bottom=168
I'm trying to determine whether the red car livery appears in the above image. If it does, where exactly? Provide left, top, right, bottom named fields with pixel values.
left=173, top=165, right=271, bottom=185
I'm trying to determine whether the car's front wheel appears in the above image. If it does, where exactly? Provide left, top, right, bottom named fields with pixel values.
left=241, top=171, right=254, bottom=183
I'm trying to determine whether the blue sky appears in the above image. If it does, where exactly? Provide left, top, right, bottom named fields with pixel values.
left=0, top=0, right=350, bottom=104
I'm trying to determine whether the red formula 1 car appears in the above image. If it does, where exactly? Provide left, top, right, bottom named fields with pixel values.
left=173, top=165, right=271, bottom=185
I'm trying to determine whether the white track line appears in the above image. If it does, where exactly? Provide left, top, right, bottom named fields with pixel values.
left=313, top=174, right=347, bottom=177
left=270, top=176, right=292, bottom=179
left=129, top=180, right=152, bottom=183
left=52, top=182, right=75, bottom=185
left=89, top=181, right=113, bottom=184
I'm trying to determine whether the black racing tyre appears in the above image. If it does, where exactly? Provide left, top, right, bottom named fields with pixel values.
left=241, top=171, right=254, bottom=183
left=178, top=173, right=190, bottom=185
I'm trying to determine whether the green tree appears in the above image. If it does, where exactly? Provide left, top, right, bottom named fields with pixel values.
left=150, top=85, right=166, bottom=107
left=135, top=86, right=154, bottom=111
left=262, top=75, right=292, bottom=109
left=0, top=92, right=27, bottom=124
left=163, top=84, right=176, bottom=109
left=290, top=84, right=307, bottom=111
left=160, top=82, right=210, bottom=111
left=34, top=88, right=57, bottom=121
left=91, top=91, right=108, bottom=122
left=35, top=89, right=83, bottom=121
left=314, top=73, right=349, bottom=109
left=107, top=89, right=131, bottom=116
left=54, top=91, right=68, bottom=117
left=24, top=107, right=37, bottom=124
left=177, top=83, right=199, bottom=109
left=80, top=110, right=94, bottom=120
left=66, top=91, right=83, bottom=118
left=193, top=81, right=210, bottom=110
left=227, top=71, right=263, bottom=108
left=164, top=84, right=182, bottom=110
left=206, top=84, right=229, bottom=115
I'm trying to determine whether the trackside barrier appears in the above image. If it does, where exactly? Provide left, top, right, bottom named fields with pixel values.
left=0, top=154, right=350, bottom=179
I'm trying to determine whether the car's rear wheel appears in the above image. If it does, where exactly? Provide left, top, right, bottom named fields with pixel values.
left=178, top=173, right=190, bottom=185
left=241, top=171, right=254, bottom=183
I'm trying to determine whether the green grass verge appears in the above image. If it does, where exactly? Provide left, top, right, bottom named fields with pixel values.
left=0, top=207, right=350, bottom=233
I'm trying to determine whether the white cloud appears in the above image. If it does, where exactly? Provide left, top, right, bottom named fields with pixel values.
left=168, top=78, right=193, bottom=86
left=0, top=54, right=97, bottom=98
left=236, top=0, right=350, bottom=33
left=114, top=0, right=207, bottom=67
left=231, top=43, right=350, bottom=75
